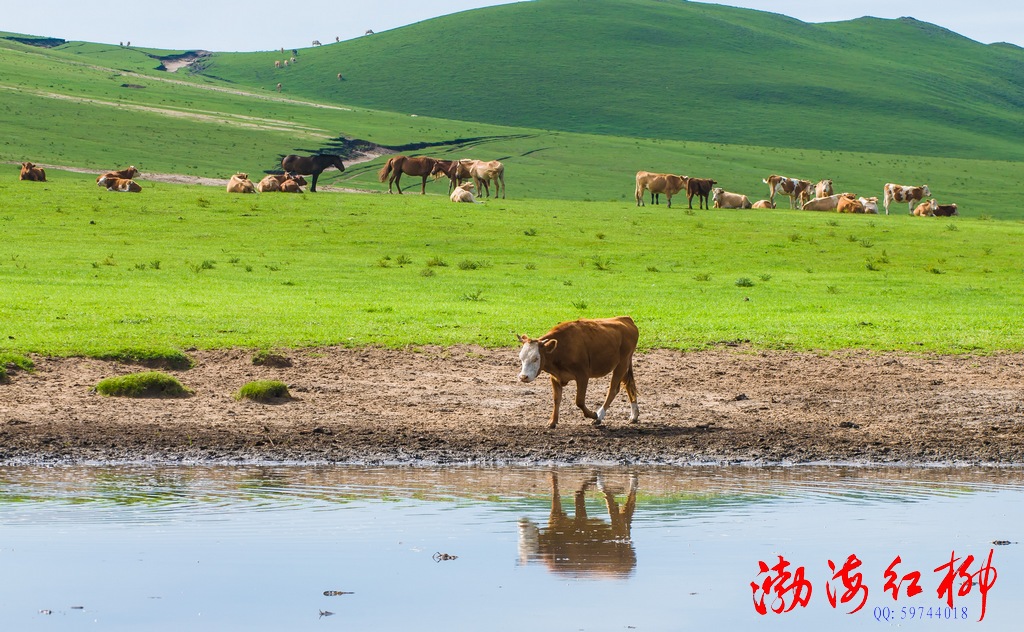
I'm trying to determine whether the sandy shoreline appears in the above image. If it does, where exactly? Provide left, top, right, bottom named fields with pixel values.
left=3, top=346, right=1024, bottom=466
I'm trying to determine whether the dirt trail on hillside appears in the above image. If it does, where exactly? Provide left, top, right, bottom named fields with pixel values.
left=3, top=347, right=1024, bottom=465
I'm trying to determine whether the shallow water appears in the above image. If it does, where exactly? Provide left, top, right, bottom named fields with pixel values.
left=0, top=465, right=1021, bottom=630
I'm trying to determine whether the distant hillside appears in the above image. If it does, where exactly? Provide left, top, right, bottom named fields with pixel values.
left=201, top=0, right=1024, bottom=161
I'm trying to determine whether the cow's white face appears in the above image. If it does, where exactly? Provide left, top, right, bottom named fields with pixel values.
left=518, top=337, right=542, bottom=382
left=922, top=185, right=931, bottom=197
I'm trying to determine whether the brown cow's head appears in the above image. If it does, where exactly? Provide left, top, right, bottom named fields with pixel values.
left=516, top=334, right=557, bottom=382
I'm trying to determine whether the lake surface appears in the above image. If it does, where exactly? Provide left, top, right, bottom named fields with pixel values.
left=1, top=465, right=1022, bottom=630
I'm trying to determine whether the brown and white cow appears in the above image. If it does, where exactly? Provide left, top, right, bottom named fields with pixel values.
left=97, top=166, right=138, bottom=184
left=763, top=175, right=814, bottom=209
left=814, top=179, right=834, bottom=199
left=883, top=183, right=931, bottom=215
left=19, top=162, right=46, bottom=181
left=98, top=175, right=142, bottom=192
left=711, top=187, right=752, bottom=209
left=686, top=177, right=717, bottom=209
left=912, top=199, right=939, bottom=216
left=858, top=196, right=880, bottom=215
left=226, top=173, right=257, bottom=193
left=751, top=199, right=775, bottom=209
left=933, top=203, right=959, bottom=217
left=802, top=192, right=856, bottom=211
left=517, top=316, right=639, bottom=428
left=635, top=171, right=687, bottom=208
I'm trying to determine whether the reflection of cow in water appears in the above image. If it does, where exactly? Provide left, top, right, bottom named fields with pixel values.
left=518, top=472, right=638, bottom=578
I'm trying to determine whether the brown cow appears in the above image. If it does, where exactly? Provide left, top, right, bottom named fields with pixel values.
left=98, top=175, right=142, bottom=192
left=814, top=179, right=834, bottom=199
left=836, top=197, right=865, bottom=214
left=518, top=472, right=638, bottom=579
left=686, top=177, right=717, bottom=209
left=751, top=199, right=775, bottom=209
left=933, top=203, right=959, bottom=217
left=19, top=162, right=46, bottom=181
left=517, top=316, right=639, bottom=428
left=763, top=175, right=813, bottom=209
left=96, top=166, right=138, bottom=185
left=883, top=183, right=931, bottom=215
left=226, top=173, right=257, bottom=193
left=635, top=171, right=687, bottom=208
left=279, top=177, right=303, bottom=193
left=912, top=199, right=939, bottom=216
left=256, top=173, right=308, bottom=192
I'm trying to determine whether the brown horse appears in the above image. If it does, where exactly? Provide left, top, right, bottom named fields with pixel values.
left=280, top=154, right=345, bottom=192
left=377, top=155, right=440, bottom=194
left=429, top=159, right=462, bottom=193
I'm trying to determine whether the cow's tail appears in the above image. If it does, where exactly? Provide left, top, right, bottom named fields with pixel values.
left=377, top=158, right=394, bottom=182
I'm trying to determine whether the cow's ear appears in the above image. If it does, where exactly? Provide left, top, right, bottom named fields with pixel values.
left=541, top=339, right=558, bottom=352
left=515, top=333, right=529, bottom=344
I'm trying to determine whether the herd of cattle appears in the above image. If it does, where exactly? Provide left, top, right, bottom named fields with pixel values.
left=19, top=158, right=957, bottom=217
left=635, top=171, right=959, bottom=217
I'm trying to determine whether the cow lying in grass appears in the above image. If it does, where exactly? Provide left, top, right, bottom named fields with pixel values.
left=97, top=166, right=138, bottom=184
left=98, top=175, right=142, bottom=192
left=802, top=192, right=856, bottom=211
left=256, top=173, right=307, bottom=193
left=19, top=162, right=46, bottom=181
left=226, top=173, right=257, bottom=193
left=712, top=187, right=752, bottom=209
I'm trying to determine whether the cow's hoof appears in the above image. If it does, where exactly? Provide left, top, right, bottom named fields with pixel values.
left=591, top=419, right=604, bottom=427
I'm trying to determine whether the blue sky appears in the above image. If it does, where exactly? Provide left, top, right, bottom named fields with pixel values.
left=3, top=1, right=1020, bottom=51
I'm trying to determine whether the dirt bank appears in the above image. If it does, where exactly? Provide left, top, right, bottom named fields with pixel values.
left=3, top=347, right=1024, bottom=466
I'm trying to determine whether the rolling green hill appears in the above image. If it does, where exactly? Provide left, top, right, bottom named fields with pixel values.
left=200, top=0, right=1024, bottom=161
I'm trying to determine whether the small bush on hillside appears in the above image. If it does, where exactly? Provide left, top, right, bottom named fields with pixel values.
left=95, top=371, right=193, bottom=398
left=735, top=277, right=755, bottom=287
left=235, top=380, right=291, bottom=402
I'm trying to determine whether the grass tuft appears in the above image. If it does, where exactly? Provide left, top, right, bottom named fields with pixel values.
left=235, top=380, right=291, bottom=402
left=95, top=371, right=192, bottom=398
left=93, top=349, right=195, bottom=370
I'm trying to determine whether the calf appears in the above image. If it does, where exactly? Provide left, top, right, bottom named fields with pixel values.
left=19, top=162, right=46, bottom=181
left=836, top=197, right=865, bottom=214
left=913, top=199, right=939, bottom=216
left=712, top=187, right=752, bottom=209
left=858, top=196, right=879, bottom=215
left=883, top=183, right=931, bottom=215
left=517, top=316, right=639, bottom=428
left=98, top=175, right=142, bottom=192
left=751, top=199, right=775, bottom=209
left=933, top=203, right=958, bottom=217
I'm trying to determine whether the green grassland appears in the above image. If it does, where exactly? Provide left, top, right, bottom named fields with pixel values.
left=2, top=174, right=1022, bottom=357
left=1, top=0, right=1023, bottom=358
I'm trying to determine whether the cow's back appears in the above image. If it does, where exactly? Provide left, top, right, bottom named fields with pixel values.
left=542, top=317, right=638, bottom=378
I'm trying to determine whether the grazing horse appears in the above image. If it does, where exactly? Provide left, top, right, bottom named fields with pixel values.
left=280, top=154, right=345, bottom=192
left=377, top=155, right=440, bottom=194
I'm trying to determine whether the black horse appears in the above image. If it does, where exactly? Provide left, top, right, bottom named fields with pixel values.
left=280, top=154, right=346, bottom=192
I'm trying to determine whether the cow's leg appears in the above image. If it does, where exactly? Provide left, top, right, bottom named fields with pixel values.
left=548, top=376, right=563, bottom=429
left=666, top=193, right=672, bottom=208
left=687, top=193, right=694, bottom=209
left=573, top=375, right=599, bottom=422
left=596, top=365, right=628, bottom=424
left=623, top=364, right=639, bottom=423
left=908, top=201, right=915, bottom=215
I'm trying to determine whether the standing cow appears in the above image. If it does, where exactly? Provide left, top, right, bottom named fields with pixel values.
left=883, top=183, right=931, bottom=215
left=635, top=171, right=687, bottom=208
left=763, top=175, right=814, bottom=209
left=517, top=316, right=639, bottom=428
